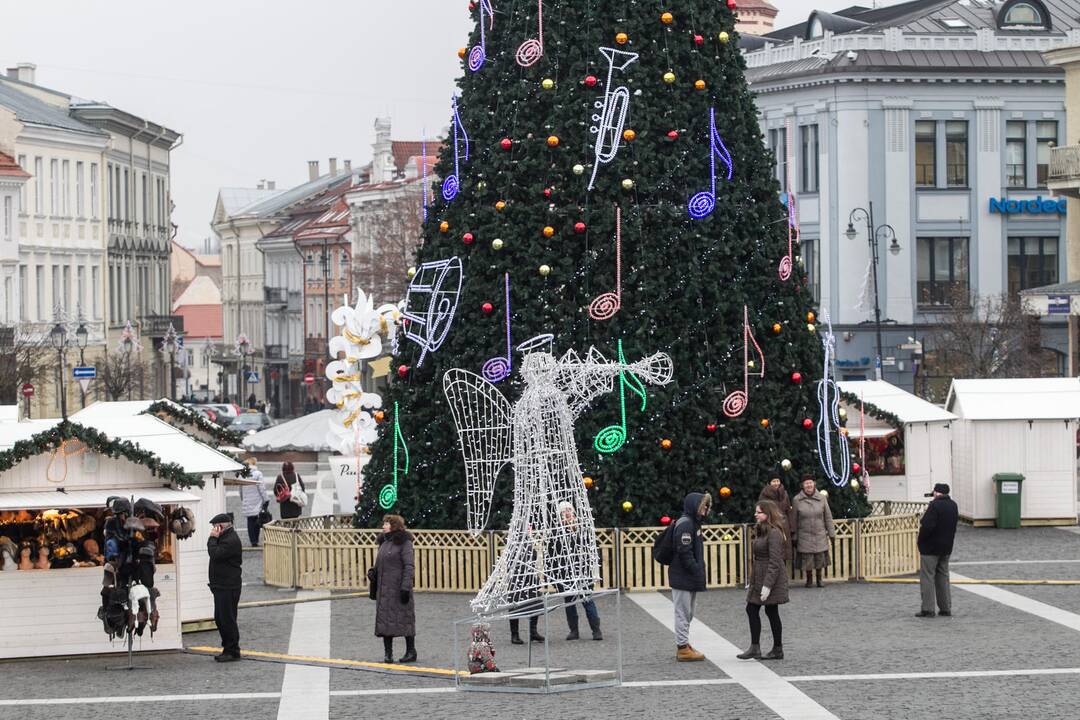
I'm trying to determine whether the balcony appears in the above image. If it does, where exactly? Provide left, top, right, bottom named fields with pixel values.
left=266, top=344, right=287, bottom=362
left=287, top=291, right=303, bottom=313
left=1048, top=145, right=1080, bottom=197
left=140, top=314, right=184, bottom=337
left=265, top=287, right=288, bottom=306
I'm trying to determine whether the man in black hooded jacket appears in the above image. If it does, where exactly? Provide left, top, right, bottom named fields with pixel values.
left=669, top=492, right=711, bottom=662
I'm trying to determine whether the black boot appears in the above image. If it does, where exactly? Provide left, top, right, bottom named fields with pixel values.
left=815, top=569, right=823, bottom=588
left=382, top=636, right=394, bottom=664
left=398, top=636, right=417, bottom=664
left=804, top=573, right=813, bottom=588
left=529, top=617, right=544, bottom=643
left=566, top=613, right=580, bottom=641
left=736, top=643, right=761, bottom=660
left=762, top=644, right=784, bottom=660
left=587, top=615, right=603, bottom=641
left=510, top=619, right=523, bottom=644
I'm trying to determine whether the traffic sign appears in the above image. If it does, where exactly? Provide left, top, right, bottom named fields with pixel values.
left=73, top=366, right=97, bottom=379
left=246, top=370, right=260, bottom=383
left=304, top=373, right=315, bottom=385
left=20, top=383, right=34, bottom=398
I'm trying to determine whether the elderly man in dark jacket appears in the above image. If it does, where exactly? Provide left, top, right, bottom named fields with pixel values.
left=916, top=484, right=959, bottom=618
left=207, top=512, right=243, bottom=661
left=669, top=492, right=711, bottom=662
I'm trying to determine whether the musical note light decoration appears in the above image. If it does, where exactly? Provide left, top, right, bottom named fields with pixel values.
left=722, top=306, right=766, bottom=418
left=594, top=339, right=649, bottom=454
left=778, top=118, right=797, bottom=281
left=516, top=0, right=544, bottom=67
left=588, top=47, right=639, bottom=192
left=468, top=0, right=495, bottom=72
left=687, top=107, right=735, bottom=219
left=481, top=273, right=513, bottom=382
left=379, top=402, right=410, bottom=510
left=443, top=339, right=672, bottom=614
left=815, top=311, right=851, bottom=487
left=442, top=96, right=470, bottom=202
left=588, top=206, right=622, bottom=321
left=402, top=257, right=464, bottom=367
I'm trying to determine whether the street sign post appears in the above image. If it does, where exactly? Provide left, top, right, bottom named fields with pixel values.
left=73, top=366, right=96, bottom=394
left=246, top=370, right=260, bottom=384
left=303, top=373, right=315, bottom=385
left=20, top=383, right=34, bottom=398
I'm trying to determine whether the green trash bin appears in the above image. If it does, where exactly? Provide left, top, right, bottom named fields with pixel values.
left=992, top=473, right=1025, bottom=529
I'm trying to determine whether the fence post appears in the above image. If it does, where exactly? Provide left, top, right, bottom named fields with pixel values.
left=613, top=527, right=622, bottom=590
left=740, top=524, right=750, bottom=585
left=853, top=518, right=862, bottom=581
left=290, top=527, right=300, bottom=589
left=487, top=529, right=496, bottom=570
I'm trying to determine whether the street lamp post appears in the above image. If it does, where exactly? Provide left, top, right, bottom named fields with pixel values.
left=204, top=339, right=213, bottom=401
left=75, top=321, right=88, bottom=408
left=236, top=333, right=251, bottom=407
left=48, top=323, right=68, bottom=421
left=162, top=324, right=179, bottom=401
left=119, top=320, right=138, bottom=401
left=845, top=202, right=902, bottom=380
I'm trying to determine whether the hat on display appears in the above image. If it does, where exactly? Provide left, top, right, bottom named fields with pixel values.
left=134, top=498, right=164, bottom=522
left=170, top=507, right=196, bottom=540
left=209, top=512, right=234, bottom=525
left=923, top=483, right=950, bottom=497
left=107, top=497, right=132, bottom=516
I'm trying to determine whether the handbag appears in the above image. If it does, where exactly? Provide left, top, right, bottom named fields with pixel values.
left=291, top=486, right=308, bottom=508
left=367, top=567, right=378, bottom=600
left=257, top=501, right=273, bottom=526
left=274, top=477, right=292, bottom=503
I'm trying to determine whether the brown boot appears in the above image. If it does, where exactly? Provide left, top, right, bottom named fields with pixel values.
left=805, top=573, right=813, bottom=588
left=815, top=569, right=824, bottom=588
left=676, top=644, right=705, bottom=662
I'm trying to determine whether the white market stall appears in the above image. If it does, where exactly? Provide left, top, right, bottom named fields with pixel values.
left=946, top=378, right=1080, bottom=526
left=0, top=409, right=241, bottom=659
left=838, top=380, right=956, bottom=502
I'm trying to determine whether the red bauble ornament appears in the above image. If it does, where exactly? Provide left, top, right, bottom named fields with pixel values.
left=660, top=515, right=672, bottom=526
left=500, top=138, right=513, bottom=151
left=694, top=34, right=704, bottom=45
left=667, top=130, right=679, bottom=140
left=482, top=302, right=494, bottom=315
left=802, top=418, right=813, bottom=429
left=727, top=0, right=737, bottom=8
left=463, top=232, right=475, bottom=245
left=543, top=188, right=552, bottom=199
left=706, top=423, right=717, bottom=433
left=397, top=364, right=409, bottom=379
left=584, top=75, right=598, bottom=87
left=852, top=462, right=862, bottom=474
left=791, top=372, right=802, bottom=384
left=574, top=222, right=587, bottom=234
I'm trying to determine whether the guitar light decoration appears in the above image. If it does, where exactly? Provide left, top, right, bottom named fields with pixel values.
left=442, top=96, right=470, bottom=202
left=379, top=402, right=410, bottom=510
left=687, top=107, right=734, bottom=220
left=593, top=340, right=649, bottom=454
left=402, top=257, right=464, bottom=367
left=468, top=0, right=495, bottom=72
left=588, top=47, right=639, bottom=191
left=443, top=339, right=672, bottom=614
left=815, top=310, right=851, bottom=487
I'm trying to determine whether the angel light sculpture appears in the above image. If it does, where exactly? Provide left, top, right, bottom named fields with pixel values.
left=444, top=335, right=673, bottom=615
left=324, top=289, right=400, bottom=457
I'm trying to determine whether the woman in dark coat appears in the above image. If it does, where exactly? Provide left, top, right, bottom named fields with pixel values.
left=372, top=514, right=416, bottom=663
left=758, top=477, right=795, bottom=561
left=273, top=462, right=306, bottom=520
left=738, top=499, right=790, bottom=661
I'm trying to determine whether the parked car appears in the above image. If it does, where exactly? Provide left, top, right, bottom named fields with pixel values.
left=204, top=403, right=242, bottom=425
left=230, top=412, right=272, bottom=435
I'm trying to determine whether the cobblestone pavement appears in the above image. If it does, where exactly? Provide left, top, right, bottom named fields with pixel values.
left=2, top=525, right=1078, bottom=720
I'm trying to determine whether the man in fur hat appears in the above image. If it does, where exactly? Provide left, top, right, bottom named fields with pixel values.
left=207, top=512, right=243, bottom=661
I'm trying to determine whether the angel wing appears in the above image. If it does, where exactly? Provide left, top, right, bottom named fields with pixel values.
left=442, top=369, right=513, bottom=534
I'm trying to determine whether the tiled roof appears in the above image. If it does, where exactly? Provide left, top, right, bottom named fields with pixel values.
left=391, top=141, right=425, bottom=174
left=172, top=275, right=221, bottom=309
left=173, top=304, right=223, bottom=339
left=0, top=151, right=29, bottom=178
left=0, top=80, right=106, bottom=136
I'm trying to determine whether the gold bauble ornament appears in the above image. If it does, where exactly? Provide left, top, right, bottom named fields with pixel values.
left=719, top=31, right=730, bottom=43
left=623, top=129, right=637, bottom=141
left=851, top=479, right=861, bottom=492
left=541, top=78, right=555, bottom=90
left=781, top=459, right=793, bottom=471
left=621, top=500, right=633, bottom=512
left=547, top=135, right=560, bottom=148
left=838, top=408, right=848, bottom=420
left=807, top=323, right=816, bottom=333
left=439, top=221, right=450, bottom=233
left=543, top=226, right=555, bottom=238
left=407, top=266, right=417, bottom=278
left=621, top=178, right=635, bottom=190
left=663, top=71, right=676, bottom=84
left=491, top=238, right=504, bottom=250
left=694, top=79, right=706, bottom=90
left=820, top=489, right=829, bottom=498
left=495, top=200, right=506, bottom=211
left=476, top=180, right=487, bottom=191
left=573, top=164, right=585, bottom=175
left=661, top=12, right=674, bottom=24
left=539, top=264, right=552, bottom=276
left=747, top=360, right=756, bottom=370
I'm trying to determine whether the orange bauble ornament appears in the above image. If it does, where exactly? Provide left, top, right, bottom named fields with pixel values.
left=719, top=486, right=732, bottom=498
left=660, top=438, right=673, bottom=450
left=615, top=32, right=629, bottom=44
left=807, top=311, right=816, bottom=323
left=543, top=226, right=555, bottom=238
left=583, top=476, right=594, bottom=489
left=760, top=418, right=770, bottom=428
left=661, top=11, right=674, bottom=24
left=439, top=221, right=449, bottom=233
left=772, top=323, right=782, bottom=334
left=374, top=410, right=385, bottom=423
left=457, top=47, right=467, bottom=59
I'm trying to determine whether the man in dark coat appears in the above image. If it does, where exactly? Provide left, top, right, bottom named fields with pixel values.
left=207, top=512, right=243, bottom=661
left=669, top=492, right=711, bottom=662
left=916, top=483, right=959, bottom=618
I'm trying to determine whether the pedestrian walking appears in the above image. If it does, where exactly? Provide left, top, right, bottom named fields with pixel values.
left=738, top=499, right=790, bottom=660
left=239, top=458, right=271, bottom=547
left=758, top=477, right=795, bottom=561
left=916, top=483, right=959, bottom=618
left=507, top=538, right=545, bottom=645
left=670, top=491, right=711, bottom=662
left=273, top=461, right=306, bottom=520
left=372, top=514, right=417, bottom=663
left=553, top=500, right=602, bottom=641
left=207, top=512, right=243, bottom=662
left=793, top=475, right=835, bottom=588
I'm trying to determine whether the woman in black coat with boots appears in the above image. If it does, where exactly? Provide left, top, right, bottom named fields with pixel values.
left=371, top=514, right=417, bottom=663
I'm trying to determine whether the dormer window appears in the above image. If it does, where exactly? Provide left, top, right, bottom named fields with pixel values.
left=998, top=0, right=1050, bottom=28
left=809, top=17, right=824, bottom=38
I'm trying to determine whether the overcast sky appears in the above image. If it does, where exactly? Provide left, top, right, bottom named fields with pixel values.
left=3, top=0, right=852, bottom=250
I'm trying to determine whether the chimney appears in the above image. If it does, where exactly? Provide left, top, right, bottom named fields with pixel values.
left=257, top=180, right=265, bottom=190
left=308, top=160, right=320, bottom=182
left=267, top=180, right=276, bottom=190
left=6, top=63, right=36, bottom=84
left=329, top=157, right=338, bottom=176
left=344, top=159, right=352, bottom=173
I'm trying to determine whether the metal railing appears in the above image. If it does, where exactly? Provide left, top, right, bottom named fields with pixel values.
left=1048, top=146, right=1080, bottom=187
left=264, top=287, right=287, bottom=305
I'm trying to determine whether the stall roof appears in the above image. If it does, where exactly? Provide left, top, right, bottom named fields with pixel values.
left=70, top=400, right=154, bottom=422
left=242, top=409, right=338, bottom=453
left=0, top=406, right=17, bottom=423
left=0, top=487, right=200, bottom=511
left=847, top=427, right=899, bottom=439
left=838, top=380, right=956, bottom=423
left=946, top=378, right=1080, bottom=420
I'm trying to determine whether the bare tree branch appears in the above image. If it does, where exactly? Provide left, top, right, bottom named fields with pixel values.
left=352, top=189, right=423, bottom=304
left=0, top=325, right=57, bottom=405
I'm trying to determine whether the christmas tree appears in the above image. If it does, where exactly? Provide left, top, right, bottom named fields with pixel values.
left=358, top=0, right=868, bottom=529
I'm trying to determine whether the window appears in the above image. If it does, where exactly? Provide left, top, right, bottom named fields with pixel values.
left=109, top=265, right=117, bottom=322
left=107, top=164, right=114, bottom=219
left=800, top=124, right=819, bottom=193
left=3, top=196, right=10, bottom=239
left=123, top=168, right=129, bottom=221
left=915, top=121, right=936, bottom=187
left=91, top=266, right=99, bottom=319
left=917, top=237, right=969, bottom=306
left=800, top=237, right=819, bottom=303
left=62, top=265, right=71, bottom=311
left=141, top=173, right=148, bottom=225
left=50, top=159, right=58, bottom=215
left=1003, top=1, right=1044, bottom=26
left=90, top=163, right=99, bottom=219
left=17, top=154, right=26, bottom=210
left=1008, top=236, right=1058, bottom=298
left=51, top=265, right=60, bottom=317
left=19, top=265, right=27, bottom=321
left=77, top=266, right=85, bottom=316
left=34, top=157, right=43, bottom=214
left=769, top=127, right=788, bottom=191
left=62, top=160, right=70, bottom=216
left=114, top=166, right=121, bottom=220
left=1006, top=121, right=1027, bottom=187
left=945, top=121, right=968, bottom=187
left=1036, top=121, right=1057, bottom=186
left=35, top=266, right=44, bottom=320
left=2, top=277, right=9, bottom=323
left=939, top=17, right=970, bottom=28
left=75, top=162, right=84, bottom=217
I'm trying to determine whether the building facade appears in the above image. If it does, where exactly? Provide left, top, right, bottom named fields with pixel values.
left=745, top=0, right=1077, bottom=394
left=0, top=152, right=29, bottom=326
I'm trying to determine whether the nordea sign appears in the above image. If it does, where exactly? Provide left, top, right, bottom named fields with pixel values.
left=989, top=196, right=1066, bottom=215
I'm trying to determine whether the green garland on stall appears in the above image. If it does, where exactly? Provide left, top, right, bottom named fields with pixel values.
left=0, top=420, right=204, bottom=488
left=839, top=390, right=903, bottom=430
left=144, top=399, right=244, bottom=446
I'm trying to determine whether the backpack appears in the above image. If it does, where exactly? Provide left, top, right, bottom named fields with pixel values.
left=651, top=520, right=679, bottom=565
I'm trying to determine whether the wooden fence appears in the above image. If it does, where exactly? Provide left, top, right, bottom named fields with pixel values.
left=263, top=504, right=923, bottom=593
